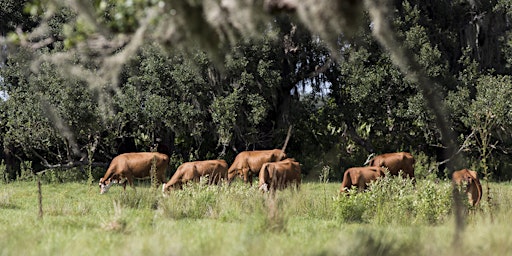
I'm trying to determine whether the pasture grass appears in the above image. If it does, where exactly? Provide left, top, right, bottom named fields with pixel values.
left=0, top=176, right=511, bottom=255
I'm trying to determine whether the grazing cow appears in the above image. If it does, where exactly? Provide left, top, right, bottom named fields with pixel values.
left=340, top=166, right=385, bottom=193
left=369, top=152, right=415, bottom=179
left=452, top=169, right=482, bottom=206
left=227, top=149, right=287, bottom=184
left=99, top=152, right=169, bottom=194
left=258, top=158, right=301, bottom=192
left=162, top=159, right=228, bottom=192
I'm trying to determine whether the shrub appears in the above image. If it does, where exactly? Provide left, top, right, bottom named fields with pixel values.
left=413, top=179, right=452, bottom=224
left=412, top=151, right=440, bottom=179
left=333, top=191, right=369, bottom=223
left=333, top=174, right=452, bottom=225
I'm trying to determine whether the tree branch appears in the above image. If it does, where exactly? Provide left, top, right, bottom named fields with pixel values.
left=281, top=125, right=293, bottom=153
left=432, top=131, right=475, bottom=171
left=36, top=161, right=109, bottom=174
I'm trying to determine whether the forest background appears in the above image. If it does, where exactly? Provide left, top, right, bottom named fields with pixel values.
left=1, top=0, right=512, bottom=183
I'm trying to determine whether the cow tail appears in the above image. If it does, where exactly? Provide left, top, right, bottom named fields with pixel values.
left=263, top=164, right=271, bottom=187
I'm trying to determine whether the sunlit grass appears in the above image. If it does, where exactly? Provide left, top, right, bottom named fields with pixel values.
left=0, top=177, right=511, bottom=255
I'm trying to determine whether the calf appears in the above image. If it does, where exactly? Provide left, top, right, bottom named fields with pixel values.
left=258, top=158, right=301, bottom=192
left=340, top=166, right=385, bottom=193
left=162, top=160, right=228, bottom=192
left=452, top=169, right=482, bottom=206
left=99, top=152, right=169, bottom=194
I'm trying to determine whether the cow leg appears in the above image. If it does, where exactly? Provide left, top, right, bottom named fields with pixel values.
left=126, top=175, right=135, bottom=191
left=409, top=172, right=416, bottom=185
left=357, top=175, right=365, bottom=192
left=340, top=172, right=351, bottom=193
left=242, top=168, right=250, bottom=184
left=248, top=171, right=253, bottom=185
left=157, top=171, right=166, bottom=185
left=212, top=172, right=220, bottom=185
left=279, top=175, right=286, bottom=190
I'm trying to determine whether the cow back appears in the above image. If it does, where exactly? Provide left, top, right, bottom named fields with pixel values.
left=370, top=152, right=414, bottom=178
left=258, top=158, right=300, bottom=191
left=124, top=152, right=168, bottom=178
left=228, top=149, right=287, bottom=181
left=341, top=166, right=384, bottom=193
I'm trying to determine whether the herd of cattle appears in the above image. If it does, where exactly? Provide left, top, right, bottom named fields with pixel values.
left=98, top=150, right=483, bottom=206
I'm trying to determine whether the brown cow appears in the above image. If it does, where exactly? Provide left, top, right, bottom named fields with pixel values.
left=452, top=169, right=482, bottom=206
left=369, top=152, right=415, bottom=179
left=258, top=158, right=301, bottom=192
left=99, top=152, right=169, bottom=194
left=162, top=159, right=228, bottom=192
left=340, top=166, right=385, bottom=193
left=227, top=149, right=287, bottom=184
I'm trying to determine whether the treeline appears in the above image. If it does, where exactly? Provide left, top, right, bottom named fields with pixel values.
left=1, top=0, right=512, bottom=181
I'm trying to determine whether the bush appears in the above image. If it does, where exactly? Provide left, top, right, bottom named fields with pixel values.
left=333, top=191, right=369, bottom=223
left=333, top=174, right=452, bottom=225
left=413, top=151, right=440, bottom=179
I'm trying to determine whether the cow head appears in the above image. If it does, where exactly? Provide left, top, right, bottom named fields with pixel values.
left=162, top=183, right=170, bottom=196
left=227, top=170, right=236, bottom=182
left=276, top=150, right=287, bottom=161
left=99, top=176, right=126, bottom=194
left=162, top=181, right=183, bottom=194
left=462, top=174, right=474, bottom=189
left=227, top=168, right=244, bottom=183
left=259, top=183, right=269, bottom=192
left=99, top=178, right=113, bottom=194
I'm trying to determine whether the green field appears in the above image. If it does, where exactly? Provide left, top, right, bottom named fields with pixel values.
left=1, top=177, right=512, bottom=256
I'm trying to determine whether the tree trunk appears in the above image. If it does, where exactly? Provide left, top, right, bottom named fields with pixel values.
left=460, top=3, right=508, bottom=73
left=3, top=144, right=20, bottom=181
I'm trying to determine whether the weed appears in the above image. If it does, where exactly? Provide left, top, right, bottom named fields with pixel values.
left=113, top=188, right=160, bottom=210
left=101, top=200, right=127, bottom=233
left=0, top=189, right=17, bottom=209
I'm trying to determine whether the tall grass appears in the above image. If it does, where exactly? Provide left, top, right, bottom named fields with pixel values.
left=0, top=176, right=511, bottom=255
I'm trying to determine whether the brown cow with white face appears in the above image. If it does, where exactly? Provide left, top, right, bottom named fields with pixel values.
left=162, top=159, right=228, bottom=192
left=99, top=152, right=169, bottom=194
left=340, top=166, right=385, bottom=193
left=452, top=169, right=482, bottom=206
left=227, top=149, right=287, bottom=185
left=369, top=152, right=415, bottom=180
left=258, top=158, right=301, bottom=192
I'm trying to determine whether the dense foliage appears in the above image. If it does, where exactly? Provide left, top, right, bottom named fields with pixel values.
left=1, top=0, right=512, bottom=181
